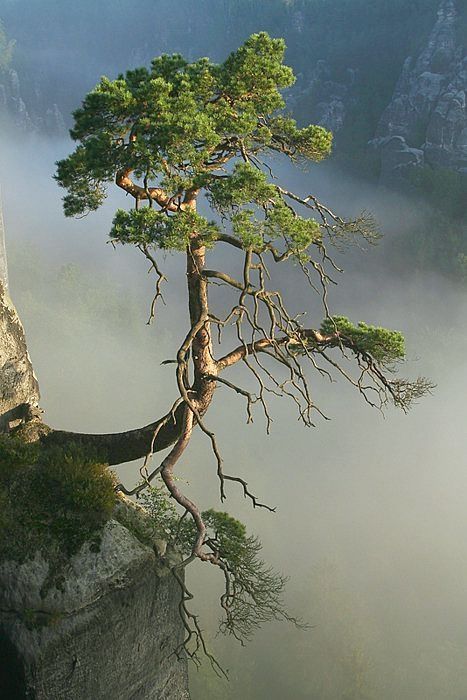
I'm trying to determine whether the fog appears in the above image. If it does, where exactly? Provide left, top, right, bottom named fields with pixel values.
left=2, top=4, right=467, bottom=698
left=3, top=126, right=467, bottom=698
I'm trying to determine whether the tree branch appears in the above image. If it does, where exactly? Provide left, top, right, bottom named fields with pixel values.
left=217, top=328, right=338, bottom=370
left=116, top=168, right=190, bottom=212
left=37, top=404, right=187, bottom=466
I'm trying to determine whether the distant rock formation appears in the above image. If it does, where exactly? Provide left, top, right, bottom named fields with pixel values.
left=371, top=0, right=467, bottom=181
left=0, top=508, right=191, bottom=700
left=292, top=60, right=357, bottom=134
left=0, top=67, right=66, bottom=135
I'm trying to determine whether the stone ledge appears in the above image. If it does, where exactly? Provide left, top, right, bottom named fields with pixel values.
left=0, top=514, right=190, bottom=699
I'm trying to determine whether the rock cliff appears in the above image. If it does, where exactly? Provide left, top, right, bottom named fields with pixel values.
left=0, top=67, right=66, bottom=135
left=371, top=0, right=467, bottom=181
left=292, top=60, right=357, bottom=135
left=0, top=194, right=40, bottom=433
left=0, top=252, right=40, bottom=434
left=0, top=512, right=191, bottom=700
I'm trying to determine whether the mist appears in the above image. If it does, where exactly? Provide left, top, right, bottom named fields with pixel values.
left=2, top=3, right=467, bottom=698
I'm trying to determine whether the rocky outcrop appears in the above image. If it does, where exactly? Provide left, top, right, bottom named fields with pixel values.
left=0, top=513, right=191, bottom=700
left=0, top=193, right=40, bottom=432
left=292, top=60, right=357, bottom=134
left=371, top=136, right=425, bottom=186
left=0, top=279, right=40, bottom=433
left=0, top=192, right=7, bottom=291
left=372, top=0, right=467, bottom=180
left=0, top=67, right=66, bottom=135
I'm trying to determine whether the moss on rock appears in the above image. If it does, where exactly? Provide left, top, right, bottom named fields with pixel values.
left=0, top=436, right=117, bottom=563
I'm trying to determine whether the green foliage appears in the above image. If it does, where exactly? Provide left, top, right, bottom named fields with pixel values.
left=110, top=208, right=219, bottom=250
left=139, top=485, right=291, bottom=641
left=265, top=201, right=321, bottom=251
left=231, top=209, right=265, bottom=248
left=269, top=116, right=333, bottom=161
left=221, top=32, right=294, bottom=112
left=209, top=161, right=322, bottom=253
left=0, top=437, right=116, bottom=562
left=56, top=147, right=107, bottom=217
left=55, top=31, right=332, bottom=260
left=138, top=484, right=197, bottom=554
left=228, top=203, right=321, bottom=254
left=209, top=163, right=277, bottom=212
left=0, top=433, right=39, bottom=480
left=320, top=316, right=405, bottom=365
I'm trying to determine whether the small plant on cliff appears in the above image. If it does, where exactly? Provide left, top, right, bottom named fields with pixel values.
left=1, top=32, right=431, bottom=672
left=0, top=436, right=116, bottom=562
left=140, top=485, right=298, bottom=660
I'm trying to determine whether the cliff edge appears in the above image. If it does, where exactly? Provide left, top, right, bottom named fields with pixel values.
left=0, top=505, right=191, bottom=700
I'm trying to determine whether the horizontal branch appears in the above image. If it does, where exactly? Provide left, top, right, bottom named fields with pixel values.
left=116, top=169, right=198, bottom=212
left=216, top=233, right=293, bottom=263
left=37, top=403, right=187, bottom=466
left=217, top=329, right=338, bottom=370
left=202, top=269, right=249, bottom=291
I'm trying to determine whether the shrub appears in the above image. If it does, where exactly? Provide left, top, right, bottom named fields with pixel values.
left=0, top=438, right=116, bottom=562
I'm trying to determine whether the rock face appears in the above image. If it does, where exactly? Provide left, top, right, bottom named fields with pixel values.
left=0, top=200, right=191, bottom=699
left=0, top=195, right=40, bottom=432
left=0, top=279, right=40, bottom=432
left=293, top=60, right=357, bottom=134
left=0, top=67, right=66, bottom=135
left=0, top=192, right=7, bottom=291
left=372, top=0, right=467, bottom=180
left=0, top=517, right=191, bottom=700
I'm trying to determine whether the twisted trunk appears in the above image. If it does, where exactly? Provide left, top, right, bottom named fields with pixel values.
left=0, top=191, right=220, bottom=468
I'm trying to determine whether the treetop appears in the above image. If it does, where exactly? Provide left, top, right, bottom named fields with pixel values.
left=55, top=31, right=332, bottom=264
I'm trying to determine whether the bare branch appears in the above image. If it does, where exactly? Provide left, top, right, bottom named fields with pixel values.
left=137, top=244, right=167, bottom=324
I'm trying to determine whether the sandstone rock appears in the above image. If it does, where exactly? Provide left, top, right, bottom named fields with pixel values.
left=0, top=67, right=66, bottom=135
left=0, top=516, right=191, bottom=700
left=0, top=280, right=40, bottom=432
left=45, top=103, right=66, bottom=136
left=425, top=57, right=467, bottom=169
left=0, top=192, right=41, bottom=432
left=374, top=0, right=467, bottom=180
left=0, top=205, right=191, bottom=698
left=292, top=60, right=357, bottom=134
left=370, top=135, right=424, bottom=185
